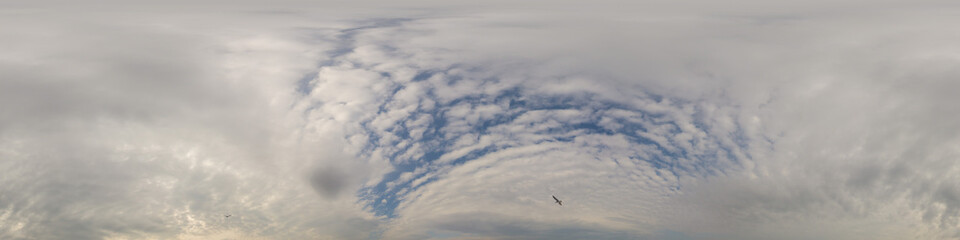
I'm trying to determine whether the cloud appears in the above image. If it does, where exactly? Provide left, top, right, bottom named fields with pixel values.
left=288, top=15, right=754, bottom=239
left=0, top=7, right=380, bottom=239
left=3, top=1, right=960, bottom=240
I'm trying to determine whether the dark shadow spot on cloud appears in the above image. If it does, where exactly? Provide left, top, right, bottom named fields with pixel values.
left=310, top=167, right=347, bottom=199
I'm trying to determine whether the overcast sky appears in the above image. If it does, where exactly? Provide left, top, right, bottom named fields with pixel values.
left=2, top=1, right=960, bottom=239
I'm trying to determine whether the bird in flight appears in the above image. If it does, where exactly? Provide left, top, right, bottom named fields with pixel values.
left=552, top=195, right=563, bottom=206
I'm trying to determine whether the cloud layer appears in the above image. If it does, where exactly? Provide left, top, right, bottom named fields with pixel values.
left=2, top=1, right=960, bottom=239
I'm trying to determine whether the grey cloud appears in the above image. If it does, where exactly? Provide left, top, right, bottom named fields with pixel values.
left=424, top=212, right=638, bottom=240
left=0, top=7, right=380, bottom=239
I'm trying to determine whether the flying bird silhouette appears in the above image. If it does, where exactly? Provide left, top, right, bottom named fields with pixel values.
left=552, top=195, right=563, bottom=206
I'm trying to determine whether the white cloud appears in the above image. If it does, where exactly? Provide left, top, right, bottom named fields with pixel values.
left=3, top=1, right=960, bottom=240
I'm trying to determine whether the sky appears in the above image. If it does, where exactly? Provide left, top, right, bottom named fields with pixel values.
left=2, top=1, right=960, bottom=239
